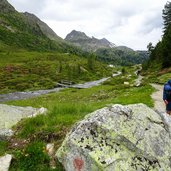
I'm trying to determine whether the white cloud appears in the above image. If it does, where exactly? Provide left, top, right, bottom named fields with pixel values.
left=8, top=0, right=168, bottom=50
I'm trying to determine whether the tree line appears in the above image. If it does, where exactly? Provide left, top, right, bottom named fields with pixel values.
left=144, top=1, right=171, bottom=69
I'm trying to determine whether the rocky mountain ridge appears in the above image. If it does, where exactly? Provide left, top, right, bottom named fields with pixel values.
left=22, top=12, right=62, bottom=42
left=65, top=30, right=148, bottom=65
left=65, top=30, right=115, bottom=52
left=0, top=0, right=15, bottom=13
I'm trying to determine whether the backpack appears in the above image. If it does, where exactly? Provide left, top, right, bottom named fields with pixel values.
left=166, top=90, right=171, bottom=100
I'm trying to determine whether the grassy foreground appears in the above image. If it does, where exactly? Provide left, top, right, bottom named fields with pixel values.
left=1, top=67, right=154, bottom=170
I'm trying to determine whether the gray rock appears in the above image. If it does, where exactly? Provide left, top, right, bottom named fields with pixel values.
left=56, top=104, right=171, bottom=171
left=0, top=154, right=12, bottom=171
left=0, top=104, right=47, bottom=138
left=0, top=129, right=14, bottom=141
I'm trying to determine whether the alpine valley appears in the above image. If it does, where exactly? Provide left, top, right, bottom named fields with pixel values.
left=1, top=0, right=171, bottom=171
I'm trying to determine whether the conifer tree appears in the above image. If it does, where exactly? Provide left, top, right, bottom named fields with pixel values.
left=162, top=1, right=171, bottom=32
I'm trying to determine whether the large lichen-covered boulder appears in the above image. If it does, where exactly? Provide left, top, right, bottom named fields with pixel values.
left=56, top=104, right=171, bottom=171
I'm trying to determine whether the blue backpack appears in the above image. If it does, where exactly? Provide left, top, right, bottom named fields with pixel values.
left=165, top=81, right=171, bottom=100
left=166, top=90, right=171, bottom=100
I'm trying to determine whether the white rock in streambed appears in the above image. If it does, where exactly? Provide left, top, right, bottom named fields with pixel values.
left=56, top=104, right=171, bottom=171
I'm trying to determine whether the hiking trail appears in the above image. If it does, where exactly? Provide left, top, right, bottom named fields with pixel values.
left=151, top=84, right=165, bottom=113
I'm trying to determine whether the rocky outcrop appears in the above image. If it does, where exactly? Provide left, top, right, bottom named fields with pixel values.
left=56, top=104, right=171, bottom=171
left=0, top=104, right=47, bottom=139
left=22, top=12, right=62, bottom=41
left=0, top=0, right=15, bottom=13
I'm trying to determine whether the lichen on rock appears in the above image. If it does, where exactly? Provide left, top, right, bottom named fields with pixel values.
left=56, top=104, right=171, bottom=171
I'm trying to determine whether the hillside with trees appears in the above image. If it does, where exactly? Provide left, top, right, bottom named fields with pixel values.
left=143, top=1, right=171, bottom=70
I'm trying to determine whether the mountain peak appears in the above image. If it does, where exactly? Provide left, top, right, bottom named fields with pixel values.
left=65, top=30, right=89, bottom=41
left=0, top=0, right=16, bottom=13
left=100, top=38, right=115, bottom=48
left=65, top=30, right=115, bottom=51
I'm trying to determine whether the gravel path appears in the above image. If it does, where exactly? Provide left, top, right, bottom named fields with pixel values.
left=151, top=84, right=171, bottom=133
left=151, top=84, right=165, bottom=113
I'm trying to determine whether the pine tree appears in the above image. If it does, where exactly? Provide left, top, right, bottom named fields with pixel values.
left=162, top=1, right=171, bottom=32
left=147, top=42, right=154, bottom=55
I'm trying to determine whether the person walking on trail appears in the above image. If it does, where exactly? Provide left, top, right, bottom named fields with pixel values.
left=163, top=79, right=171, bottom=114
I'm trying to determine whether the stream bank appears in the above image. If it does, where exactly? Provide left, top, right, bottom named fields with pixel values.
left=0, top=72, right=121, bottom=103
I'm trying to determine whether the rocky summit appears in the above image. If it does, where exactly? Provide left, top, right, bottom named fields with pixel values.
left=65, top=30, right=115, bottom=52
left=57, top=104, right=171, bottom=171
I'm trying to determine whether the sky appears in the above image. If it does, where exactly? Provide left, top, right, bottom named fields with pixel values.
left=8, top=0, right=168, bottom=50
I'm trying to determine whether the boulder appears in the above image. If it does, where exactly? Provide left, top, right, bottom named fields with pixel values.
left=56, top=104, right=171, bottom=171
left=0, top=104, right=47, bottom=138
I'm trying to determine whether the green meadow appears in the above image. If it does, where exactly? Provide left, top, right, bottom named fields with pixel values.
left=0, top=67, right=154, bottom=170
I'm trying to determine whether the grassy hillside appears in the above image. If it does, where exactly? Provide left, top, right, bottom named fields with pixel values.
left=0, top=44, right=113, bottom=94
left=0, top=1, right=115, bottom=94
left=0, top=11, right=87, bottom=55
left=0, top=1, right=92, bottom=57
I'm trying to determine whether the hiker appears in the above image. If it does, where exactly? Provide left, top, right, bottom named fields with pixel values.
left=163, top=79, right=171, bottom=114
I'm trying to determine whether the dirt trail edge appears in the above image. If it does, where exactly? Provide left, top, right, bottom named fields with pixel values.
left=151, top=84, right=165, bottom=113
left=150, top=84, right=171, bottom=133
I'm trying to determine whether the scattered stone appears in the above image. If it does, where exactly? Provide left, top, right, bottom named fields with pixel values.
left=27, top=107, right=47, bottom=118
left=108, top=64, right=114, bottom=68
left=134, top=75, right=143, bottom=87
left=124, top=81, right=129, bottom=85
left=0, top=154, right=12, bottom=171
left=46, top=143, right=56, bottom=169
left=0, top=129, right=14, bottom=140
left=46, top=143, right=55, bottom=157
left=56, top=104, right=171, bottom=171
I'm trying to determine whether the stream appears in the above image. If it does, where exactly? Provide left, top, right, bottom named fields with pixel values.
left=0, top=72, right=121, bottom=103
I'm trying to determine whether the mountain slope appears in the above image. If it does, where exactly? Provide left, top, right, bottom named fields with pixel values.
left=0, top=0, right=114, bottom=94
left=0, top=0, right=78, bottom=52
left=65, top=30, right=115, bottom=52
left=0, top=0, right=15, bottom=13
left=23, top=12, right=62, bottom=42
